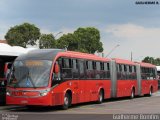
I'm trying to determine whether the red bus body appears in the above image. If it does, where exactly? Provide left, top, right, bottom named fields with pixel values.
left=6, top=49, right=158, bottom=107
left=113, top=58, right=138, bottom=98
left=137, top=62, right=158, bottom=95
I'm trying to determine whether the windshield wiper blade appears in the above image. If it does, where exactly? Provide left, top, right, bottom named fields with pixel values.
left=27, top=74, right=36, bottom=89
left=14, top=73, right=28, bottom=88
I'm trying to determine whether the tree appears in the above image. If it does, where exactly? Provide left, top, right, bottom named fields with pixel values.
left=142, top=56, right=160, bottom=65
left=74, top=27, right=103, bottom=54
left=142, top=56, right=155, bottom=64
left=5, top=23, right=40, bottom=48
left=56, top=33, right=78, bottom=51
left=155, top=58, right=160, bottom=66
left=57, top=27, right=104, bottom=54
left=39, top=34, right=56, bottom=49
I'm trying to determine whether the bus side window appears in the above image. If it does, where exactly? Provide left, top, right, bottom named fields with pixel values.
left=79, top=60, right=85, bottom=79
left=151, top=68, right=156, bottom=79
left=61, top=58, right=73, bottom=79
left=72, top=59, right=79, bottom=79
left=104, top=62, right=110, bottom=79
left=99, top=62, right=104, bottom=79
left=131, top=66, right=136, bottom=79
left=121, top=64, right=125, bottom=80
left=153, top=68, right=156, bottom=79
left=86, top=61, right=93, bottom=79
left=117, top=64, right=122, bottom=80
left=141, top=67, right=147, bottom=80
left=95, top=62, right=100, bottom=79
left=126, top=65, right=129, bottom=79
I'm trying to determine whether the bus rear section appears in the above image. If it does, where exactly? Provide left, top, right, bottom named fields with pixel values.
left=136, top=62, right=158, bottom=96
left=6, top=49, right=112, bottom=109
left=156, top=66, right=160, bottom=89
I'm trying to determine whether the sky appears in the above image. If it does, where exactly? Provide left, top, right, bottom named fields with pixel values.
left=0, top=0, right=160, bottom=61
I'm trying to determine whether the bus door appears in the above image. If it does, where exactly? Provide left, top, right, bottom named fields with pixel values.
left=141, top=67, right=150, bottom=94
left=78, top=60, right=88, bottom=102
left=85, top=60, right=97, bottom=101
left=71, top=59, right=80, bottom=104
left=52, top=58, right=81, bottom=104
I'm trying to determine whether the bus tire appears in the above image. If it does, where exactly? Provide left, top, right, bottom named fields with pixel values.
left=130, top=89, right=135, bottom=99
left=97, top=89, right=104, bottom=104
left=62, top=92, right=71, bottom=110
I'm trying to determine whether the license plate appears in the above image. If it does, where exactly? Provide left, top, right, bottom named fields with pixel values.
left=21, top=100, right=28, bottom=104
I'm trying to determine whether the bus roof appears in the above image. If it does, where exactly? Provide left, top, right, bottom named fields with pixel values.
left=112, top=58, right=136, bottom=65
left=136, top=62, right=156, bottom=68
left=16, top=49, right=65, bottom=60
left=56, top=51, right=110, bottom=62
left=16, top=49, right=110, bottom=62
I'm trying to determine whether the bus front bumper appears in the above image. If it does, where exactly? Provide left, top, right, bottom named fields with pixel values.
left=6, top=94, right=52, bottom=106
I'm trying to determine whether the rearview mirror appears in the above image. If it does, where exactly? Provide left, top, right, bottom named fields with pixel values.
left=54, top=62, right=59, bottom=74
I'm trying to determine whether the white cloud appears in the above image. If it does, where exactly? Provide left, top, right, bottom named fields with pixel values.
left=40, top=29, right=52, bottom=34
left=102, top=24, right=160, bottom=61
left=105, top=24, right=160, bottom=40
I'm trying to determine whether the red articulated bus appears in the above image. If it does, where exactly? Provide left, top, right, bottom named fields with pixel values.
left=6, top=49, right=158, bottom=109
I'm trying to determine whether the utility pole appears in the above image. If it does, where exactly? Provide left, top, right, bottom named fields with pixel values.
left=131, top=52, right=133, bottom=61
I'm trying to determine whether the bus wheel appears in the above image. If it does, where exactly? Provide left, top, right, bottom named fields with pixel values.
left=97, top=90, right=104, bottom=104
left=130, top=89, right=135, bottom=99
left=62, top=93, right=71, bottom=110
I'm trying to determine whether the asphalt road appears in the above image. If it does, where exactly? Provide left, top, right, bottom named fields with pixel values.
left=0, top=91, right=160, bottom=120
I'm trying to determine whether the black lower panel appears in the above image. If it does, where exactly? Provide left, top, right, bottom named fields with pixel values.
left=0, top=87, right=6, bottom=104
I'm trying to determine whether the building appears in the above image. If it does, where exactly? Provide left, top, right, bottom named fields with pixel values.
left=0, top=40, right=7, bottom=44
left=0, top=42, right=38, bottom=103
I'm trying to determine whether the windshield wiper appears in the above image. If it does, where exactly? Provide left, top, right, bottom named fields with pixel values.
left=13, top=66, right=36, bottom=89
left=14, top=73, right=28, bottom=88
left=27, top=72, right=36, bottom=89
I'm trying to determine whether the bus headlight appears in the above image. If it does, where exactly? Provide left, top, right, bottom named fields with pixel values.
left=40, top=89, right=50, bottom=96
left=40, top=91, right=48, bottom=96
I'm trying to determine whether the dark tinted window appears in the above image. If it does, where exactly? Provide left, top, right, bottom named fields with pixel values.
left=61, top=58, right=72, bottom=79
left=72, top=59, right=79, bottom=79
left=86, top=61, right=94, bottom=79
left=141, top=67, right=156, bottom=80
left=79, top=60, right=85, bottom=79
left=100, top=62, right=104, bottom=70
left=95, top=62, right=100, bottom=79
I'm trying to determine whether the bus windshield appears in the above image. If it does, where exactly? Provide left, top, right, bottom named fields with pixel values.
left=8, top=60, right=52, bottom=88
